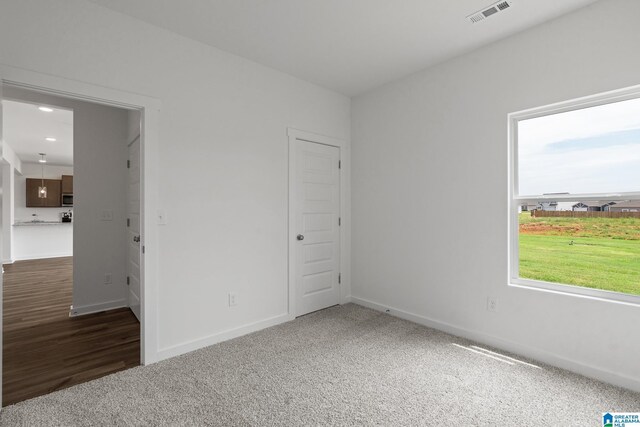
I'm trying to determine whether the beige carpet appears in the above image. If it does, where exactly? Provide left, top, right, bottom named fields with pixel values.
left=2, top=304, right=638, bottom=426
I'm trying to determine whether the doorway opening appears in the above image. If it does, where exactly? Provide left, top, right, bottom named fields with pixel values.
left=1, top=85, right=142, bottom=405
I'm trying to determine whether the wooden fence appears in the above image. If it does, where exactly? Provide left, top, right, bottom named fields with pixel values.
left=531, top=210, right=640, bottom=218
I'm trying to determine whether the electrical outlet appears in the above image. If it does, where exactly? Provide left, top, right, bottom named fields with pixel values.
left=487, top=297, right=498, bottom=312
left=228, top=292, right=238, bottom=307
left=104, top=273, right=112, bottom=285
left=100, top=210, right=114, bottom=221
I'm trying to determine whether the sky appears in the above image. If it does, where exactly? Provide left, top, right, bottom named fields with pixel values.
left=518, top=96, right=640, bottom=196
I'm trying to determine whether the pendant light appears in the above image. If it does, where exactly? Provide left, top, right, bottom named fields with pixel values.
left=38, top=153, right=47, bottom=199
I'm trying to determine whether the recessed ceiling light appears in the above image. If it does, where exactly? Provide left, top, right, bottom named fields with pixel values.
left=45, top=137, right=56, bottom=142
left=38, top=106, right=54, bottom=112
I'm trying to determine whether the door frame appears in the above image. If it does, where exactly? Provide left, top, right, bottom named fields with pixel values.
left=287, top=128, right=351, bottom=319
left=0, top=64, right=162, bottom=372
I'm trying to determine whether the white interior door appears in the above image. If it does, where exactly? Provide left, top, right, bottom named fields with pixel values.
left=127, top=136, right=141, bottom=321
left=294, top=140, right=340, bottom=316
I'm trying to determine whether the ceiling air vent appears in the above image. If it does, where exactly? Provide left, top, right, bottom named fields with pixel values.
left=467, top=0, right=515, bottom=24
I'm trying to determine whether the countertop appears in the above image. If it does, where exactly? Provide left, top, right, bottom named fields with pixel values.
left=13, top=221, right=73, bottom=226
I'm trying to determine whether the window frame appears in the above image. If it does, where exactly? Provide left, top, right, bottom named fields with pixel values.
left=508, top=85, right=640, bottom=305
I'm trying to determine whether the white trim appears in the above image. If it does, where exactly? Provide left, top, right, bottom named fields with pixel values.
left=509, top=83, right=640, bottom=123
left=510, top=279, right=640, bottom=306
left=507, top=113, right=519, bottom=292
left=507, top=84, right=640, bottom=304
left=69, top=299, right=128, bottom=317
left=0, top=64, right=161, bottom=111
left=0, top=64, right=161, bottom=368
left=514, top=193, right=640, bottom=202
left=2, top=259, right=14, bottom=265
left=287, top=128, right=345, bottom=147
left=156, top=313, right=290, bottom=361
left=351, top=296, right=640, bottom=393
left=13, top=253, right=73, bottom=261
left=287, top=128, right=351, bottom=319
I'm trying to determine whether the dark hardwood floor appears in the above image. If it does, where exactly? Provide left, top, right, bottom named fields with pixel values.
left=3, top=257, right=140, bottom=406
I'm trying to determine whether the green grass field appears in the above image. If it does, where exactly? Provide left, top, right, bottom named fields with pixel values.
left=518, top=213, right=640, bottom=296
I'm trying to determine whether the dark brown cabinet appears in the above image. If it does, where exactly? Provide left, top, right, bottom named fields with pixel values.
left=26, top=178, right=62, bottom=207
left=61, top=175, right=73, bottom=194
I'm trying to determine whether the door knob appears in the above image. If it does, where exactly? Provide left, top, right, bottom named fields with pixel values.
left=133, top=235, right=140, bottom=243
left=297, top=234, right=304, bottom=241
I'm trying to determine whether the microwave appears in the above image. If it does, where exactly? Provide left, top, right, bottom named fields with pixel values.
left=62, top=194, right=73, bottom=206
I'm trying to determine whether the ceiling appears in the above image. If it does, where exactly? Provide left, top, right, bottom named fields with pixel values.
left=2, top=100, right=73, bottom=166
left=87, top=0, right=599, bottom=96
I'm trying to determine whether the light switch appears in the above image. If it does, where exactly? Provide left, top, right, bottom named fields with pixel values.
left=157, top=210, right=167, bottom=225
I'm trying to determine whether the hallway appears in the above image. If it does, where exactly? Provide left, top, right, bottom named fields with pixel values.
left=3, top=257, right=139, bottom=405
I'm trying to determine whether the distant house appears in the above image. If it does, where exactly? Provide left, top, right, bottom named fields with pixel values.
left=537, top=201, right=557, bottom=211
left=555, top=201, right=576, bottom=211
left=572, top=201, right=617, bottom=212
left=519, top=203, right=537, bottom=212
left=537, top=193, right=572, bottom=211
left=572, top=202, right=588, bottom=211
left=608, top=200, right=640, bottom=212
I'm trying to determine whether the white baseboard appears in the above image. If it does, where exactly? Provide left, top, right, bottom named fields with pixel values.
left=156, top=313, right=291, bottom=362
left=342, top=295, right=353, bottom=304
left=351, top=296, right=640, bottom=393
left=2, top=259, right=14, bottom=265
left=69, top=299, right=128, bottom=317
left=14, top=253, right=73, bottom=261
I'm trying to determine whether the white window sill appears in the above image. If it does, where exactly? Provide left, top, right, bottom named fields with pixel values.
left=509, top=278, right=640, bottom=307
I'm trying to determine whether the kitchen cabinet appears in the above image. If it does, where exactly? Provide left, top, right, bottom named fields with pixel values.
left=61, top=175, right=73, bottom=194
left=26, top=178, right=62, bottom=207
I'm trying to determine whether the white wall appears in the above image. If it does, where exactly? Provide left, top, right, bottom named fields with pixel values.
left=351, top=0, right=640, bottom=391
left=0, top=140, right=21, bottom=262
left=1, top=140, right=23, bottom=174
left=13, top=163, right=73, bottom=260
left=4, top=86, right=130, bottom=315
left=1, top=164, right=14, bottom=263
left=72, top=98, right=129, bottom=315
left=0, top=0, right=350, bottom=355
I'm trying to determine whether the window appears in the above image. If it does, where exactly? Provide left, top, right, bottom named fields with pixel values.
left=509, top=87, right=640, bottom=303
